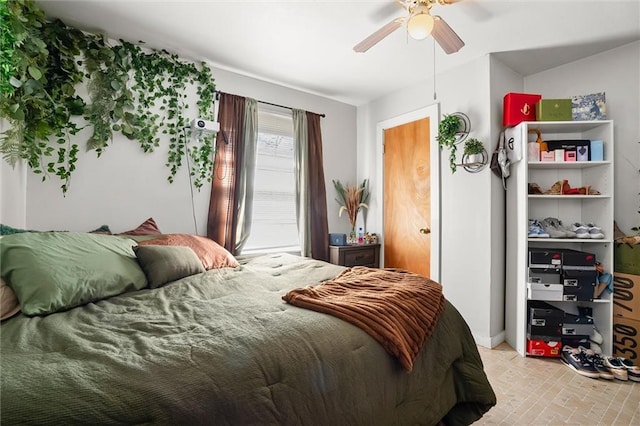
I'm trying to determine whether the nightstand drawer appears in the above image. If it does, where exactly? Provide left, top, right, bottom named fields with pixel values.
left=329, top=244, right=380, bottom=268
left=344, top=249, right=376, bottom=266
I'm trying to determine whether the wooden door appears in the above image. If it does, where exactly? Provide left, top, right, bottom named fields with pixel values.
left=383, top=118, right=431, bottom=277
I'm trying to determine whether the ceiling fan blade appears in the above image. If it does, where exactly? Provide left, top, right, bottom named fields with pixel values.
left=431, top=16, right=465, bottom=54
left=353, top=18, right=404, bottom=53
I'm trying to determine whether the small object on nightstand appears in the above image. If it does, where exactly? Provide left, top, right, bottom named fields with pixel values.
left=329, top=233, right=347, bottom=246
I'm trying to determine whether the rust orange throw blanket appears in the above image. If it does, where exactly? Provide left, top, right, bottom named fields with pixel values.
left=282, top=266, right=446, bottom=372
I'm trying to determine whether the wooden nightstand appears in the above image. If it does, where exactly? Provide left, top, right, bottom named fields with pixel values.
left=329, top=244, right=380, bottom=268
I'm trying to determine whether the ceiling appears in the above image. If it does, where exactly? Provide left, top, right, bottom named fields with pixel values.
left=37, top=0, right=640, bottom=106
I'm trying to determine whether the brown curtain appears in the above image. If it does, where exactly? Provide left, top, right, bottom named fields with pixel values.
left=207, top=93, right=246, bottom=253
left=306, top=112, right=329, bottom=261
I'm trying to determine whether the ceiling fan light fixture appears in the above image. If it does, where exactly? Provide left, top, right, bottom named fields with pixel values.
left=407, top=10, right=434, bottom=40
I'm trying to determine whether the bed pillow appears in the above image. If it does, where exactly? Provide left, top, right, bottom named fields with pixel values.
left=134, top=245, right=205, bottom=288
left=120, top=217, right=162, bottom=236
left=137, top=234, right=239, bottom=270
left=89, top=224, right=112, bottom=235
left=0, top=232, right=147, bottom=316
left=0, top=277, right=20, bottom=320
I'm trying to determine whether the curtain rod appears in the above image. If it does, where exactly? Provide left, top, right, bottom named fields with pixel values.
left=215, top=90, right=325, bottom=118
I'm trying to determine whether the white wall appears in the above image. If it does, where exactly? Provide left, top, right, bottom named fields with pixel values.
left=14, top=66, right=357, bottom=236
left=524, top=41, right=640, bottom=235
left=357, top=55, right=501, bottom=348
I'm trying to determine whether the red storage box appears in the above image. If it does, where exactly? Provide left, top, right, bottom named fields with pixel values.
left=503, top=93, right=542, bottom=127
left=526, top=338, right=561, bottom=357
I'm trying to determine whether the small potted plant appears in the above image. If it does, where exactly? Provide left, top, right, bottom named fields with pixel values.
left=438, top=113, right=463, bottom=173
left=463, top=138, right=484, bottom=164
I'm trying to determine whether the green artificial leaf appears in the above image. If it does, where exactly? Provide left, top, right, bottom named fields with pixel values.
left=9, top=77, right=22, bottom=88
left=27, top=65, right=42, bottom=80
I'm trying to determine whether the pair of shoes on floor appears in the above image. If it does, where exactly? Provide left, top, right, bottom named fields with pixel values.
left=540, top=217, right=577, bottom=238
left=561, top=346, right=603, bottom=379
left=604, top=357, right=640, bottom=382
left=528, top=219, right=549, bottom=238
left=571, top=223, right=604, bottom=239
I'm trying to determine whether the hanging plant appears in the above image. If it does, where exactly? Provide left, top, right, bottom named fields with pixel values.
left=0, top=0, right=216, bottom=193
left=437, top=112, right=471, bottom=174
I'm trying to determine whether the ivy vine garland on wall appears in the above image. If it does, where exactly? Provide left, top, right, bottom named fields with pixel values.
left=0, top=0, right=217, bottom=194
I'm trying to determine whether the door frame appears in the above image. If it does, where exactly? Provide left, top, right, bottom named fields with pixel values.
left=376, top=103, right=441, bottom=282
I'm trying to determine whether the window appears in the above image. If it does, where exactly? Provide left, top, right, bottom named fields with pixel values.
left=242, top=107, right=299, bottom=253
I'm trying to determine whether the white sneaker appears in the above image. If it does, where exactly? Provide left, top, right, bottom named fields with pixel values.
left=586, top=223, right=604, bottom=239
left=571, top=223, right=589, bottom=238
left=590, top=326, right=603, bottom=345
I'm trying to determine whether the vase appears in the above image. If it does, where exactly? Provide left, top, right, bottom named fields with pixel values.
left=347, top=228, right=358, bottom=244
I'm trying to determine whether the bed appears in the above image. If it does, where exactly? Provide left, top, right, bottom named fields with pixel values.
left=0, top=231, right=496, bottom=425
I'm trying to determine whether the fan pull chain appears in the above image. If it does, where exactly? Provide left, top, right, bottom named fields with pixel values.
left=432, top=38, right=437, bottom=100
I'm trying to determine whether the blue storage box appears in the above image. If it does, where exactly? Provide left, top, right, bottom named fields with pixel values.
left=590, top=140, right=604, bottom=161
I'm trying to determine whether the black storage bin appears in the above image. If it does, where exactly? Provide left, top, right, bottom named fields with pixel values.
left=528, top=248, right=562, bottom=268
left=562, top=269, right=595, bottom=301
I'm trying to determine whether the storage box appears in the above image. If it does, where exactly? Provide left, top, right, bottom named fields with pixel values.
left=590, top=140, right=604, bottom=161
left=613, top=272, right=640, bottom=322
left=540, top=151, right=555, bottom=161
left=527, top=282, right=563, bottom=301
left=559, top=248, right=596, bottom=268
left=576, top=145, right=589, bottom=161
left=536, top=99, right=572, bottom=121
left=615, top=244, right=640, bottom=275
left=546, top=140, right=590, bottom=161
left=529, top=267, right=561, bottom=285
left=529, top=248, right=562, bottom=268
left=503, top=92, right=542, bottom=126
left=562, top=270, right=595, bottom=302
left=562, top=313, right=594, bottom=335
left=527, top=338, right=561, bottom=357
left=562, top=336, right=591, bottom=349
left=612, top=316, right=640, bottom=359
left=528, top=300, right=564, bottom=327
left=564, top=151, right=576, bottom=162
left=528, top=324, right=562, bottom=338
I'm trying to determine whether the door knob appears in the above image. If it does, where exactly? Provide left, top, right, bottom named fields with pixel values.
left=419, top=227, right=431, bottom=234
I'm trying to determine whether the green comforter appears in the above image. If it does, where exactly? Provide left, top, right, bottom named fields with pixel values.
left=0, top=253, right=495, bottom=425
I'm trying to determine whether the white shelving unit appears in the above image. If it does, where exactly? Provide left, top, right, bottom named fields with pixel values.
left=505, top=120, right=614, bottom=356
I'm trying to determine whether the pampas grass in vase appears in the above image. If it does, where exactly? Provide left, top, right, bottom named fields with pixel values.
left=332, top=179, right=370, bottom=244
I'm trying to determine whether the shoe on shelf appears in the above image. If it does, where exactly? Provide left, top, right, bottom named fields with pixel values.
left=539, top=218, right=567, bottom=238
left=545, top=180, right=564, bottom=195
left=590, top=342, right=602, bottom=355
left=560, top=346, right=600, bottom=379
left=528, top=220, right=550, bottom=238
left=590, top=326, right=603, bottom=345
left=603, top=357, right=629, bottom=381
left=571, top=223, right=590, bottom=239
left=617, top=358, right=640, bottom=382
left=586, top=223, right=605, bottom=239
left=580, top=347, right=614, bottom=380
left=542, top=217, right=577, bottom=238
left=528, top=182, right=544, bottom=195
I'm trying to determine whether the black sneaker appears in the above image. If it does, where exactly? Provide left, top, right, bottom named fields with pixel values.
left=560, top=346, right=600, bottom=379
left=618, top=357, right=640, bottom=382
left=580, top=347, right=613, bottom=380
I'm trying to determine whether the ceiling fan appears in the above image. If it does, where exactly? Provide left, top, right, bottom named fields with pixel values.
left=353, top=0, right=465, bottom=55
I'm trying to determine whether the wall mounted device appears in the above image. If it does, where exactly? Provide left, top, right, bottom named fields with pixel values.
left=190, top=118, right=220, bottom=134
